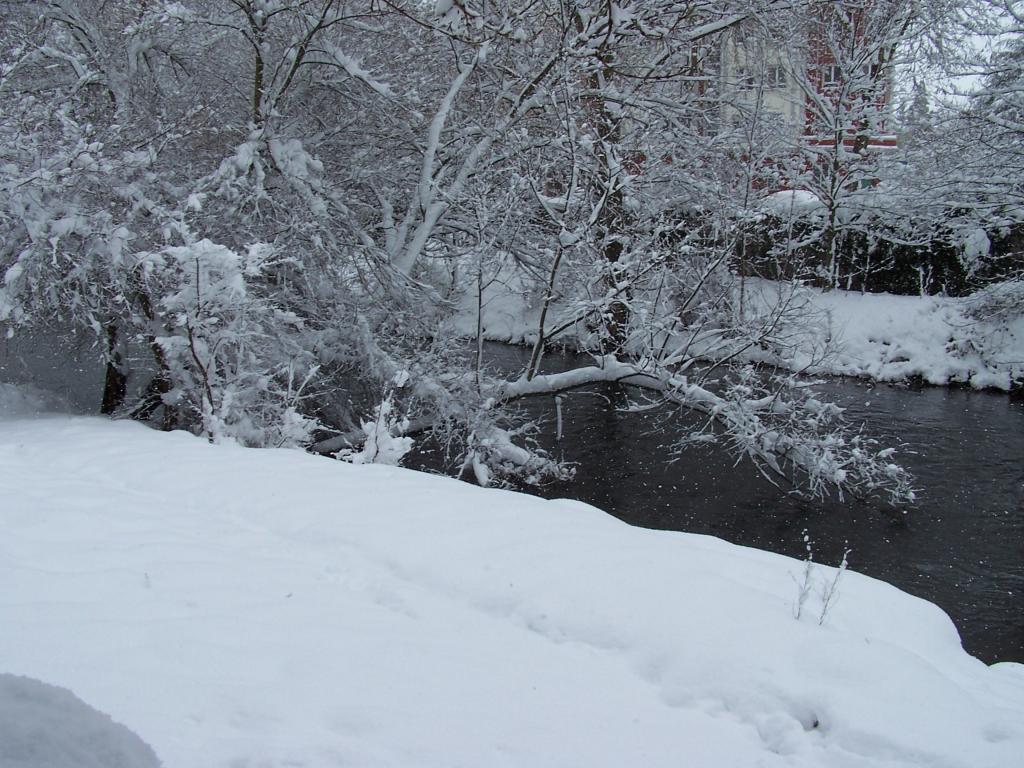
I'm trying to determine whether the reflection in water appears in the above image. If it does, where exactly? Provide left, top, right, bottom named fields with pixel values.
left=414, top=344, right=1024, bottom=664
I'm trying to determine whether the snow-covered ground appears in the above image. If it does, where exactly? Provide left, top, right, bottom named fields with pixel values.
left=764, top=284, right=1024, bottom=390
left=0, top=673, right=161, bottom=768
left=455, top=278, right=1024, bottom=390
left=2, top=404, right=1024, bottom=767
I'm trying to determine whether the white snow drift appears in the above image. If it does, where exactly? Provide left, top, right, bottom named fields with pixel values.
left=1, top=410, right=1023, bottom=767
left=0, top=674, right=160, bottom=768
left=456, top=278, right=1024, bottom=391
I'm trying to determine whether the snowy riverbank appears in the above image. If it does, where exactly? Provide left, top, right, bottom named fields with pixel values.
left=2, top=408, right=1023, bottom=767
left=457, top=279, right=1024, bottom=391
left=763, top=284, right=1024, bottom=390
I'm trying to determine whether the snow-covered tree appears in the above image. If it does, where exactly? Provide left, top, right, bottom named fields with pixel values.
left=0, top=0, right=927, bottom=503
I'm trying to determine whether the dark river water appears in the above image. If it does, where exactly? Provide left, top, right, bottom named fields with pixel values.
left=413, top=344, right=1024, bottom=665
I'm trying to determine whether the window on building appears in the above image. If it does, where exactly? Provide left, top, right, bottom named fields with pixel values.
left=823, top=64, right=843, bottom=86
left=764, top=65, right=786, bottom=88
left=735, top=65, right=786, bottom=90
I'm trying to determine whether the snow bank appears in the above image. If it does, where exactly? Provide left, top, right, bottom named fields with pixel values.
left=760, top=189, right=825, bottom=217
left=454, top=277, right=1024, bottom=390
left=450, top=265, right=547, bottom=344
left=750, top=282, right=1024, bottom=390
left=0, top=674, right=161, bottom=768
left=2, top=416, right=1023, bottom=767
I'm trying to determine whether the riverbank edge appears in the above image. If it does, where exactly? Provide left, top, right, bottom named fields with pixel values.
left=2, top=413, right=1023, bottom=768
left=452, top=280, right=1024, bottom=394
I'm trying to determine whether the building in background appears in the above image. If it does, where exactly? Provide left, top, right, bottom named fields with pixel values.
left=719, top=2, right=900, bottom=189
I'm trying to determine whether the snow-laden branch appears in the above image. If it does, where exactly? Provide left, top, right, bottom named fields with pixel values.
left=389, top=43, right=561, bottom=276
left=390, top=44, right=489, bottom=275
left=495, top=358, right=914, bottom=505
left=499, top=355, right=661, bottom=398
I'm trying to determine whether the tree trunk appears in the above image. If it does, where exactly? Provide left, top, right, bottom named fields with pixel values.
left=248, top=3, right=266, bottom=125
left=128, top=287, right=177, bottom=431
left=100, top=323, right=127, bottom=415
left=586, top=39, right=632, bottom=356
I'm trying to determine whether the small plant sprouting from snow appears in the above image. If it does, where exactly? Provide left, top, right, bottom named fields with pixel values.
left=792, top=530, right=851, bottom=626
left=793, top=530, right=815, bottom=621
left=818, top=545, right=850, bottom=626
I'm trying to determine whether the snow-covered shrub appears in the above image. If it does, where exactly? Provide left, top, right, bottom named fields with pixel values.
left=960, top=228, right=992, bottom=276
left=963, top=278, right=1024, bottom=325
left=140, top=238, right=321, bottom=446
left=954, top=279, right=1024, bottom=388
left=737, top=203, right=973, bottom=297
left=0, top=109, right=144, bottom=328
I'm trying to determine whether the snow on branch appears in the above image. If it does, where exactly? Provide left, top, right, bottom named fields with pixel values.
left=494, top=358, right=914, bottom=505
